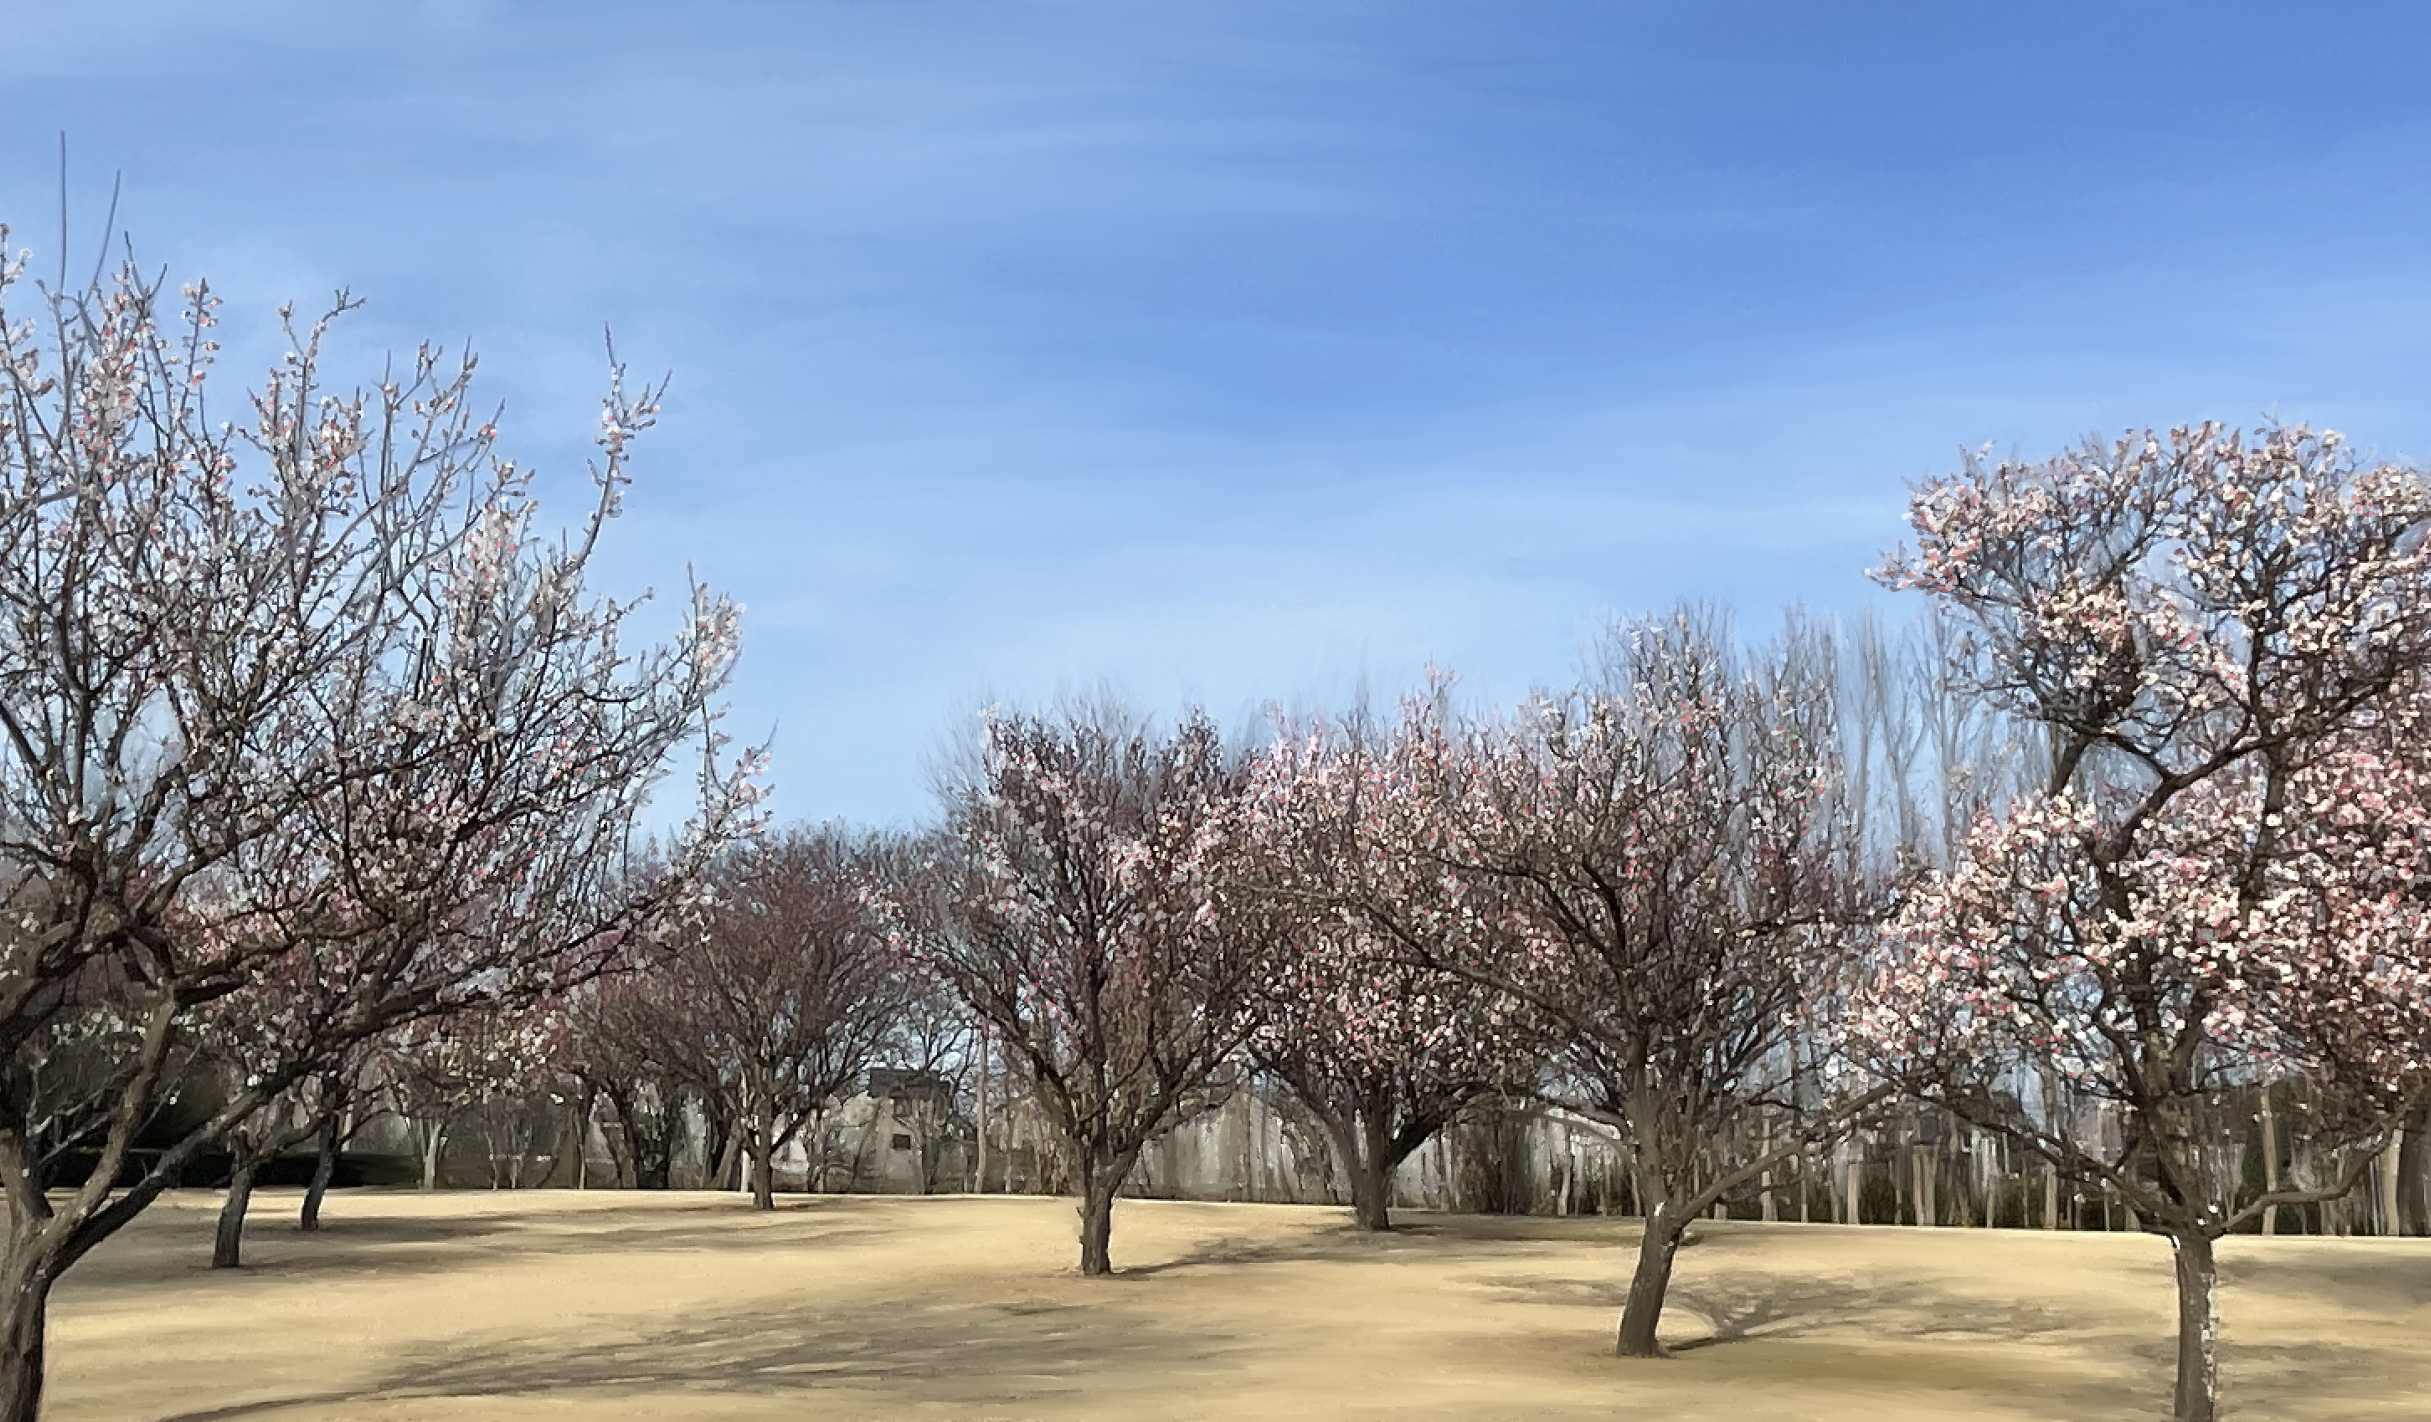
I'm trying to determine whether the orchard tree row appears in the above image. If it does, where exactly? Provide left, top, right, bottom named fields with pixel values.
left=4, top=229, right=2429, bottom=1422
left=895, top=423, right=2431, bottom=1422
left=192, top=823, right=952, bottom=1266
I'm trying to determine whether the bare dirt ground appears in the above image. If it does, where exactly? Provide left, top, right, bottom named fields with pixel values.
left=43, top=1189, right=2431, bottom=1421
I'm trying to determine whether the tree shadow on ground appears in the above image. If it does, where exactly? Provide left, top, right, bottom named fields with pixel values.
left=2219, top=1246, right=2431, bottom=1316
left=1474, top=1251, right=2431, bottom=1416
left=150, top=1295, right=1237, bottom=1422
left=64, top=1194, right=892, bottom=1295
left=1466, top=1270, right=2084, bottom=1350
left=1120, top=1229, right=1443, bottom=1275
left=2123, top=1332, right=2431, bottom=1418
left=1120, top=1214, right=1646, bottom=1277
left=99, top=1203, right=2431, bottom=1422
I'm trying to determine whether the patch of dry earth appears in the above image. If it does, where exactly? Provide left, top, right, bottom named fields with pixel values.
left=42, top=1191, right=2431, bottom=1420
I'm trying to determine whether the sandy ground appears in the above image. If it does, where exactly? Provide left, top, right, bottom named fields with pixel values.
left=38, top=1189, right=2431, bottom=1421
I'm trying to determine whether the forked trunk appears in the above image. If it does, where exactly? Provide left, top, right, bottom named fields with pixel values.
left=419, top=1126, right=445, bottom=1191
left=1615, top=1201, right=1686, bottom=1358
left=1076, top=1149, right=1136, bottom=1276
left=2170, top=1230, right=2220, bottom=1422
left=0, top=1252, right=51, bottom=1422
left=703, top=1112, right=738, bottom=1191
left=301, top=1116, right=338, bottom=1232
left=213, top=1160, right=259, bottom=1269
left=598, top=1088, right=638, bottom=1188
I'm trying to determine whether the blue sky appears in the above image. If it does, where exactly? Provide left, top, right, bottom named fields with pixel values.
left=10, top=3, right=2431, bottom=826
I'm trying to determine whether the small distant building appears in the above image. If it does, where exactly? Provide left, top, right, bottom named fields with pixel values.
left=864, top=1068, right=954, bottom=1108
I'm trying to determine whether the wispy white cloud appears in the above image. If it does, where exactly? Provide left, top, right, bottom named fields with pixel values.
left=12, top=1, right=2431, bottom=823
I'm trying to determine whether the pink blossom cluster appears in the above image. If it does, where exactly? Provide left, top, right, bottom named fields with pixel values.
left=1859, top=420, right=2431, bottom=1159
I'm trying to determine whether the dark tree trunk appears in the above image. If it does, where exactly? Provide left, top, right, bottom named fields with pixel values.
left=749, top=1115, right=776, bottom=1211
left=596, top=1085, right=638, bottom=1188
left=2396, top=1098, right=2430, bottom=1238
left=1076, top=1148, right=1138, bottom=1276
left=1313, top=1108, right=1395, bottom=1232
left=213, top=1159, right=259, bottom=1270
left=701, top=1109, right=736, bottom=1191
left=0, top=1249, right=53, bottom=1422
left=2170, top=1229, right=2220, bottom=1422
left=608, top=1085, right=674, bottom=1190
left=1077, top=1182, right=1116, bottom=1275
left=1615, top=1200, right=1686, bottom=1358
left=1352, top=1114, right=1396, bottom=1231
left=300, top=1115, right=339, bottom=1232
left=635, top=1130, right=672, bottom=1191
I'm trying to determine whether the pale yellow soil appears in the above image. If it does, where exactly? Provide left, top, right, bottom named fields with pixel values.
left=40, top=1190, right=2431, bottom=1421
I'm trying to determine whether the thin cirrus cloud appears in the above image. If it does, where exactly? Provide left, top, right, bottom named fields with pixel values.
left=8, top=1, right=2431, bottom=824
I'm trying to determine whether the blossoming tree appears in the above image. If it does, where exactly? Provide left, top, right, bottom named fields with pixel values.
left=561, top=970, right=705, bottom=1190
left=376, top=1001, right=573, bottom=1195
left=1858, top=425, right=2431, bottom=1422
left=1236, top=714, right=1546, bottom=1231
left=194, top=967, right=388, bottom=1268
left=675, top=826, right=925, bottom=1209
left=1351, top=621, right=1877, bottom=1358
left=911, top=703, right=1261, bottom=1275
left=0, top=237, right=759, bottom=1422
